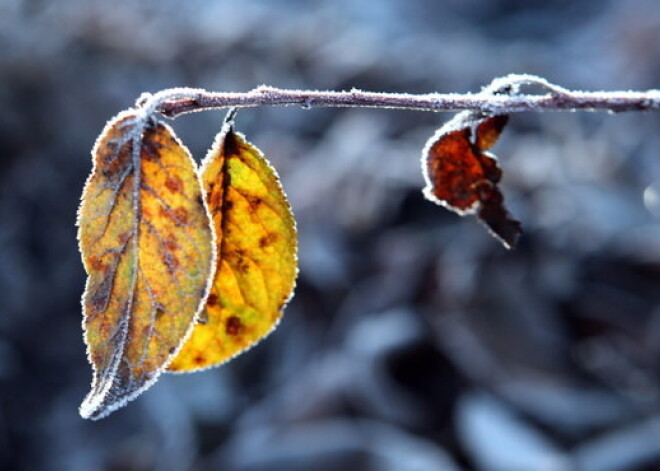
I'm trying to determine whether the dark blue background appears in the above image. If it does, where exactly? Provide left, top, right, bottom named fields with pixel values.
left=2, top=1, right=660, bottom=470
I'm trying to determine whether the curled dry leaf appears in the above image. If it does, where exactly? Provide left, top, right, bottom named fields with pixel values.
left=168, top=113, right=298, bottom=372
left=422, top=112, right=521, bottom=249
left=77, top=111, right=215, bottom=419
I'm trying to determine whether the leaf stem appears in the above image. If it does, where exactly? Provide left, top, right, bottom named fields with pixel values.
left=144, top=74, right=660, bottom=119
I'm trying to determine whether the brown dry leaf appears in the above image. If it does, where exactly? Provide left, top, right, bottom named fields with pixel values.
left=168, top=113, right=297, bottom=372
left=422, top=112, right=521, bottom=248
left=78, top=110, right=215, bottom=419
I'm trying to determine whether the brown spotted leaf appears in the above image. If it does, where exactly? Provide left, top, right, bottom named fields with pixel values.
left=422, top=112, right=521, bottom=249
left=77, top=110, right=215, bottom=419
left=168, top=113, right=297, bottom=372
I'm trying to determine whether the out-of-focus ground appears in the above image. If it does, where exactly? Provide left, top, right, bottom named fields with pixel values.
left=2, top=1, right=660, bottom=470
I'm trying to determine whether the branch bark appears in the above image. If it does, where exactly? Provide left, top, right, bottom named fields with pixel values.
left=139, top=74, right=660, bottom=119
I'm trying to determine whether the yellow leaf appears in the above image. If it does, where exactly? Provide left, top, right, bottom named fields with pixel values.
left=78, top=110, right=215, bottom=419
left=168, top=116, right=297, bottom=372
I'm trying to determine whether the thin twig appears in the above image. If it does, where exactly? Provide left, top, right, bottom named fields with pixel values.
left=141, top=74, right=660, bottom=119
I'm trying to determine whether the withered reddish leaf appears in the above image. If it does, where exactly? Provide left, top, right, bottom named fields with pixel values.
left=77, top=110, right=215, bottom=419
left=476, top=114, right=509, bottom=151
left=422, top=112, right=521, bottom=249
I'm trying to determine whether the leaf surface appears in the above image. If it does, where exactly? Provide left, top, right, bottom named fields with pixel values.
left=78, top=111, right=215, bottom=419
left=422, top=112, right=521, bottom=248
left=168, top=116, right=297, bottom=372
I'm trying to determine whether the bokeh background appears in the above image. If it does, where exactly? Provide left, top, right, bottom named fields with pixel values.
left=2, top=1, right=660, bottom=470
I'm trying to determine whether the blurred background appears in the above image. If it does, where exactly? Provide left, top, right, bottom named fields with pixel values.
left=2, top=0, right=660, bottom=470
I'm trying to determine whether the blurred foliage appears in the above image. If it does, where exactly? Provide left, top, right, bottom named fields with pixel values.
left=1, top=0, right=660, bottom=470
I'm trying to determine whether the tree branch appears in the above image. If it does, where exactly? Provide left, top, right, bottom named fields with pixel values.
left=140, top=74, right=660, bottom=119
